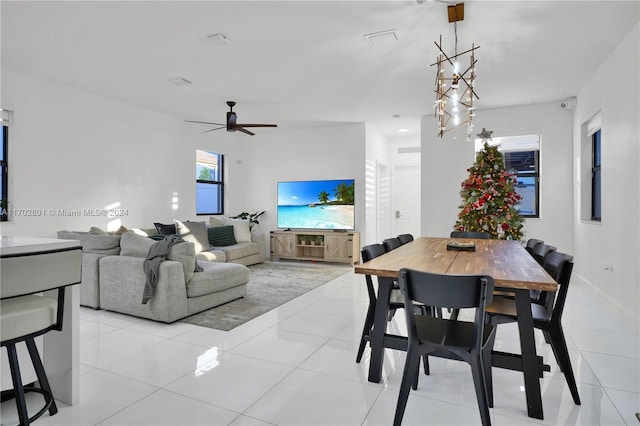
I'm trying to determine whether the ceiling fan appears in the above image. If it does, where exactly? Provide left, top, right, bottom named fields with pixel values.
left=185, top=101, right=277, bottom=136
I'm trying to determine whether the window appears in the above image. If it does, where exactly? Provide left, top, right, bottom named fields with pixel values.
left=581, top=111, right=601, bottom=222
left=475, top=134, right=540, bottom=218
left=591, top=129, right=601, bottom=221
left=1, top=113, right=8, bottom=221
left=196, top=150, right=223, bottom=215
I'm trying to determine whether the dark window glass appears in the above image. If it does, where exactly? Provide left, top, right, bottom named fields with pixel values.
left=1, top=126, right=7, bottom=221
left=196, top=150, right=224, bottom=215
left=592, top=130, right=601, bottom=221
left=504, top=150, right=539, bottom=218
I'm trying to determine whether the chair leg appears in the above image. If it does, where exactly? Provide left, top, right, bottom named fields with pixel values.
left=548, top=325, right=581, bottom=405
left=6, top=343, right=30, bottom=426
left=483, top=333, right=496, bottom=408
left=394, top=350, right=421, bottom=426
left=26, top=337, right=58, bottom=415
left=449, top=308, right=460, bottom=321
left=356, top=299, right=376, bottom=363
left=542, top=330, right=552, bottom=345
left=470, top=354, right=492, bottom=426
left=422, top=355, right=430, bottom=376
left=387, top=308, right=397, bottom=322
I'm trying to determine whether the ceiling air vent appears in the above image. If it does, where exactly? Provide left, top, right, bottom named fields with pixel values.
left=363, top=29, right=398, bottom=47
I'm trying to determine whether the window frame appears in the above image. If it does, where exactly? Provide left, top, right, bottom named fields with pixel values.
left=591, top=129, right=601, bottom=221
left=475, top=134, right=541, bottom=218
left=196, top=150, right=224, bottom=216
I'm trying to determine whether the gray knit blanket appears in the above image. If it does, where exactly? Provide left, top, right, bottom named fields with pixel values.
left=142, top=235, right=185, bottom=304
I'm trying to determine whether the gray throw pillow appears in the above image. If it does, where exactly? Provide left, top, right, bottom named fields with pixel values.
left=167, top=241, right=196, bottom=283
left=174, top=220, right=209, bottom=253
left=120, top=232, right=155, bottom=257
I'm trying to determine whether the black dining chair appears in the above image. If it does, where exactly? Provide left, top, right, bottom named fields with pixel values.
left=382, top=237, right=402, bottom=252
left=486, top=251, right=581, bottom=406
left=356, top=244, right=410, bottom=363
left=525, top=238, right=544, bottom=255
left=532, top=243, right=556, bottom=266
left=397, top=234, right=414, bottom=245
left=394, top=268, right=496, bottom=426
left=357, top=244, right=439, bottom=364
left=450, top=231, right=491, bottom=239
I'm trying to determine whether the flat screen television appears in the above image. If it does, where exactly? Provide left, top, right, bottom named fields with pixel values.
left=277, top=179, right=355, bottom=230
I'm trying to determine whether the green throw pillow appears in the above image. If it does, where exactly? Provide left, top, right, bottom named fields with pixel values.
left=208, top=225, right=237, bottom=247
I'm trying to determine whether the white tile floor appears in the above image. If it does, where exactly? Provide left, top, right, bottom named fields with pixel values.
left=2, top=268, right=638, bottom=425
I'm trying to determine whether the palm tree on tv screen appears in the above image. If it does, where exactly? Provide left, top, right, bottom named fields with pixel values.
left=318, top=190, right=330, bottom=204
left=334, top=182, right=354, bottom=205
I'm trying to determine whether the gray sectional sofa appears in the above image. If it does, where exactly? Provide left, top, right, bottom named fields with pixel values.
left=57, top=218, right=264, bottom=322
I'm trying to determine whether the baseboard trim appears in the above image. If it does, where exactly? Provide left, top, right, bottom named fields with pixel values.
left=573, top=273, right=640, bottom=336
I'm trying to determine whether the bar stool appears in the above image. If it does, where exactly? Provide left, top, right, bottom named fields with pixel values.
left=1, top=248, right=81, bottom=425
left=1, top=291, right=67, bottom=425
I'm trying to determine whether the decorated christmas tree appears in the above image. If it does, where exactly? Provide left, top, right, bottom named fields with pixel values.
left=454, top=128, right=524, bottom=240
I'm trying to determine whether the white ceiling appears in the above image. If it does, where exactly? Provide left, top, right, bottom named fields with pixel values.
left=1, top=1, right=638, bottom=138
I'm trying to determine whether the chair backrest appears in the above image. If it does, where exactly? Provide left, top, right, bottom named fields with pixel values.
left=450, top=231, right=491, bottom=239
left=398, top=268, right=494, bottom=345
left=382, top=238, right=402, bottom=252
left=542, top=251, right=574, bottom=321
left=533, top=243, right=556, bottom=266
left=397, top=234, right=414, bottom=245
left=525, top=238, right=544, bottom=255
left=361, top=243, right=386, bottom=263
left=361, top=243, right=387, bottom=302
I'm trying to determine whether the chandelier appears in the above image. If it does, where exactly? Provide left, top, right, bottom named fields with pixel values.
left=431, top=3, right=479, bottom=141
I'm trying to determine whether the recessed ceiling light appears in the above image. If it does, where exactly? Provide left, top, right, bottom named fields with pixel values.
left=206, top=33, right=231, bottom=46
left=398, top=128, right=409, bottom=133
left=166, top=77, right=192, bottom=86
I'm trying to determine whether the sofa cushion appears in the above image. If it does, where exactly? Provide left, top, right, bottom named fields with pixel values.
left=154, top=222, right=177, bottom=235
left=120, top=232, right=155, bottom=257
left=57, top=231, right=121, bottom=255
left=120, top=233, right=196, bottom=283
left=186, top=261, right=250, bottom=298
left=208, top=225, right=237, bottom=246
left=223, top=217, right=252, bottom=243
left=215, top=241, right=259, bottom=262
left=174, top=220, right=209, bottom=253
left=197, top=250, right=226, bottom=263
left=168, top=241, right=196, bottom=283
left=209, top=216, right=225, bottom=228
left=89, top=226, right=109, bottom=235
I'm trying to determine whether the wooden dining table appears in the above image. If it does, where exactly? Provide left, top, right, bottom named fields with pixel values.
left=354, top=236, right=558, bottom=420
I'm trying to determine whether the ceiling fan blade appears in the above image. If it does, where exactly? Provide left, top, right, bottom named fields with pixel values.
left=203, top=126, right=226, bottom=133
left=185, top=120, right=225, bottom=126
left=234, top=123, right=278, bottom=128
left=236, top=127, right=255, bottom=136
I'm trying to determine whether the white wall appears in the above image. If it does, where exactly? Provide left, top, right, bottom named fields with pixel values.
left=1, top=70, right=194, bottom=237
left=573, top=22, right=640, bottom=327
left=1, top=70, right=368, bottom=247
left=222, top=122, right=367, bottom=253
left=422, top=101, right=574, bottom=251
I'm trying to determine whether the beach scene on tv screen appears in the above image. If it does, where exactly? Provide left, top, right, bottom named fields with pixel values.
left=278, top=179, right=355, bottom=229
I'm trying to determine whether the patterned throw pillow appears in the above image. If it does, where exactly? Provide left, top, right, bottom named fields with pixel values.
left=208, top=225, right=237, bottom=247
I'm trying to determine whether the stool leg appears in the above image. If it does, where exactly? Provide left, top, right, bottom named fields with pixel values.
left=6, top=343, right=30, bottom=426
left=25, top=338, right=58, bottom=415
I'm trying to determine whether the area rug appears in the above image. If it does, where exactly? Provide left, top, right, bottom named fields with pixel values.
left=179, top=261, right=352, bottom=331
